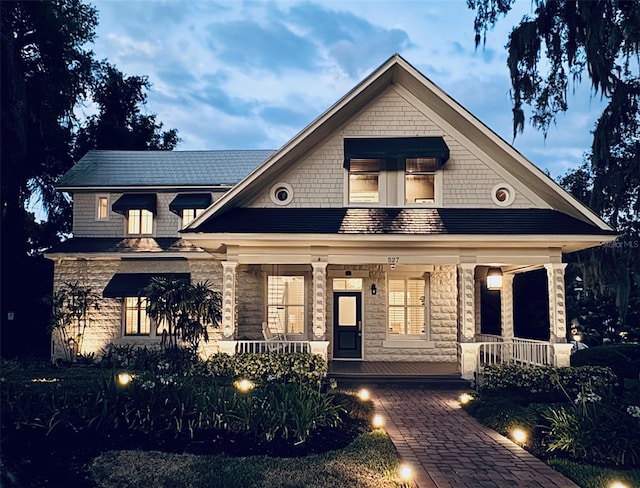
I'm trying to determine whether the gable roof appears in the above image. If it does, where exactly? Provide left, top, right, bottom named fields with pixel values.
left=186, top=54, right=613, bottom=233
left=57, top=149, right=274, bottom=191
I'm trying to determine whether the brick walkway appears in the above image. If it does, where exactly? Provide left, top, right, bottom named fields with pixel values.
left=374, top=388, right=579, bottom=488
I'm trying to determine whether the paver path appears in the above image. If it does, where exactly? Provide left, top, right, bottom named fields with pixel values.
left=374, top=387, right=579, bottom=488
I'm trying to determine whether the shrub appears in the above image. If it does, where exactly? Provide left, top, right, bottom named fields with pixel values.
left=571, top=344, right=640, bottom=381
left=480, top=363, right=618, bottom=402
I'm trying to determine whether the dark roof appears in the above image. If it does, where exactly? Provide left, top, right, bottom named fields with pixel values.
left=103, top=273, right=190, bottom=298
left=187, top=208, right=616, bottom=236
left=46, top=237, right=206, bottom=254
left=57, top=150, right=275, bottom=188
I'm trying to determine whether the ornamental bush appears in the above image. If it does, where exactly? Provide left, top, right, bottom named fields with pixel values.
left=480, top=364, right=618, bottom=402
left=571, top=344, right=640, bottom=381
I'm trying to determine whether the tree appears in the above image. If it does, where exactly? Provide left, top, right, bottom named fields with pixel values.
left=144, top=278, right=221, bottom=352
left=468, top=0, right=640, bottom=327
left=73, top=62, right=179, bottom=158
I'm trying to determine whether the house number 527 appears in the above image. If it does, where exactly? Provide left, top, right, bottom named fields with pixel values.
left=387, top=257, right=400, bottom=265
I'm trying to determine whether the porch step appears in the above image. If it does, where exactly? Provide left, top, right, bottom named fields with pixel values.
left=329, top=372, right=472, bottom=389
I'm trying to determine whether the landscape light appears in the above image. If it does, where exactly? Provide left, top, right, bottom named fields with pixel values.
left=372, top=414, right=385, bottom=429
left=358, top=388, right=371, bottom=401
left=510, top=427, right=528, bottom=445
left=459, top=393, right=473, bottom=405
left=234, top=379, right=255, bottom=393
left=398, top=464, right=413, bottom=481
left=117, top=372, right=132, bottom=386
left=609, top=482, right=629, bottom=488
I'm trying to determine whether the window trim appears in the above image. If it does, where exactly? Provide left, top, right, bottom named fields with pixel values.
left=96, top=195, right=110, bottom=221
left=265, top=274, right=307, bottom=337
left=126, top=209, right=154, bottom=236
left=385, top=272, right=431, bottom=341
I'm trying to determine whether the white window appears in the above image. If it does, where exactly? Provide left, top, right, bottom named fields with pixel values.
left=349, top=159, right=381, bottom=203
left=96, top=195, right=109, bottom=220
left=182, top=208, right=205, bottom=227
left=124, top=297, right=152, bottom=335
left=405, top=158, right=437, bottom=204
left=388, top=277, right=427, bottom=336
left=267, top=275, right=305, bottom=335
left=127, top=209, right=153, bottom=235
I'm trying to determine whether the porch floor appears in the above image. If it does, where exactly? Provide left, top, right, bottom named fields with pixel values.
left=328, top=361, right=469, bottom=388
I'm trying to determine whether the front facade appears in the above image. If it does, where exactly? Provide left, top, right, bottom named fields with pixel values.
left=46, top=55, right=616, bottom=377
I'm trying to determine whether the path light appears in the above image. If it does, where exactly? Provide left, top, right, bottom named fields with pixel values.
left=510, top=427, right=528, bottom=445
left=609, top=482, right=629, bottom=488
left=234, top=379, right=255, bottom=393
left=398, top=463, right=413, bottom=482
left=459, top=393, right=473, bottom=405
left=372, top=414, right=385, bottom=429
left=358, top=388, right=371, bottom=401
left=117, top=372, right=132, bottom=386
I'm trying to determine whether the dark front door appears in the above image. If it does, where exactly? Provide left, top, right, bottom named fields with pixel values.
left=333, top=292, right=362, bottom=359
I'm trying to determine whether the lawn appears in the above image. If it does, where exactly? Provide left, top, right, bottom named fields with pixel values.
left=0, top=353, right=410, bottom=487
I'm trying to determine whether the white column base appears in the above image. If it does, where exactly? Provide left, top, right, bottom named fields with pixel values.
left=552, top=343, right=573, bottom=367
left=217, top=341, right=237, bottom=356
left=309, top=341, right=330, bottom=362
left=458, top=343, right=482, bottom=380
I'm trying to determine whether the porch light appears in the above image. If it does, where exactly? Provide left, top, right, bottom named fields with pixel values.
left=234, top=379, right=255, bottom=393
left=398, top=464, right=413, bottom=481
left=486, top=267, right=503, bottom=290
left=372, top=414, right=385, bottom=429
left=357, top=388, right=371, bottom=401
left=510, top=427, right=528, bottom=445
left=117, top=372, right=132, bottom=386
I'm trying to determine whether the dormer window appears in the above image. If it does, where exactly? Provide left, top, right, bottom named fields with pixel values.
left=344, top=137, right=449, bottom=207
left=112, top=194, right=156, bottom=236
left=169, top=193, right=212, bottom=228
left=349, top=159, right=381, bottom=203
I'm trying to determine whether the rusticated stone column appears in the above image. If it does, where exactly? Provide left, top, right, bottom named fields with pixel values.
left=500, top=274, right=514, bottom=340
left=221, top=261, right=238, bottom=339
left=311, top=262, right=328, bottom=339
left=545, top=263, right=568, bottom=344
left=457, top=264, right=476, bottom=342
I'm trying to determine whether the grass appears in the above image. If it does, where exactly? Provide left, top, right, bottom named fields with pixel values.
left=548, top=458, right=640, bottom=488
left=89, top=430, right=407, bottom=488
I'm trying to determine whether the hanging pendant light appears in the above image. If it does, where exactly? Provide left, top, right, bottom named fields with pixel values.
left=486, top=267, right=503, bottom=290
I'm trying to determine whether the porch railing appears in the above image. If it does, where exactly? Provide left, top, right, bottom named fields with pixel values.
left=476, top=337, right=551, bottom=384
left=236, top=340, right=310, bottom=354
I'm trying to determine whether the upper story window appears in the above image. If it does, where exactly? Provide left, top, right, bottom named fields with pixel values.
left=344, top=137, right=449, bottom=207
left=127, top=209, right=154, bottom=235
left=169, top=193, right=212, bottom=228
left=112, top=193, right=156, bottom=235
left=349, top=159, right=382, bottom=203
left=96, top=195, right=110, bottom=220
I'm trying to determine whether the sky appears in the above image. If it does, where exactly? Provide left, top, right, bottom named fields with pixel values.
left=87, top=0, right=607, bottom=179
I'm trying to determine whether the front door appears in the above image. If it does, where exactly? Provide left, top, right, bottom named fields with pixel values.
left=333, top=292, right=362, bottom=359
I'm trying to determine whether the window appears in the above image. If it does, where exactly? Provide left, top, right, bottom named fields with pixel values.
left=127, top=209, right=153, bottom=235
left=270, top=182, right=294, bottom=206
left=182, top=208, right=205, bottom=227
left=405, top=158, right=437, bottom=204
left=349, top=159, right=381, bottom=203
left=124, top=297, right=152, bottom=335
left=388, top=277, right=426, bottom=336
left=96, top=195, right=109, bottom=220
left=267, top=276, right=305, bottom=335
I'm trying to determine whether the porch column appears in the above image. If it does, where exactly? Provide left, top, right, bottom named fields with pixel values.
left=458, top=264, right=476, bottom=342
left=474, top=279, right=482, bottom=338
left=500, top=274, right=514, bottom=340
left=221, top=261, right=238, bottom=341
left=545, top=263, right=568, bottom=343
left=311, top=262, right=328, bottom=339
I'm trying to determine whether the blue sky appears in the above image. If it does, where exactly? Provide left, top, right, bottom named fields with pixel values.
left=87, top=0, right=606, bottom=179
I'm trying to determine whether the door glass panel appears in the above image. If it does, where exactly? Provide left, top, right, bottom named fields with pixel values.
left=338, top=296, right=357, bottom=326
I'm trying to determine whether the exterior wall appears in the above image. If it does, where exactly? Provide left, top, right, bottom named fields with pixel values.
left=51, top=257, right=223, bottom=360
left=71, top=190, right=226, bottom=237
left=248, top=87, right=535, bottom=209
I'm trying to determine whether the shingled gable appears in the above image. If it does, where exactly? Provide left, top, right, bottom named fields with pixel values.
left=185, top=54, right=613, bottom=234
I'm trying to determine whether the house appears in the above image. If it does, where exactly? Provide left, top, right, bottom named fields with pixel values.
left=46, top=55, right=616, bottom=378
